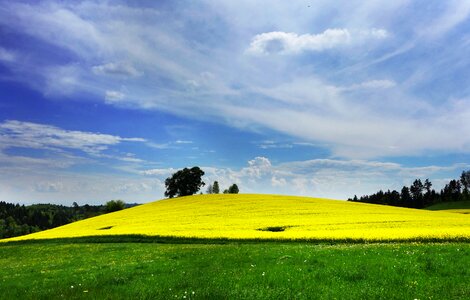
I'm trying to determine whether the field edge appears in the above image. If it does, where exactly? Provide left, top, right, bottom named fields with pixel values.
left=2, top=234, right=470, bottom=246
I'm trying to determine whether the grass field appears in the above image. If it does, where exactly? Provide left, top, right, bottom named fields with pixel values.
left=3, top=194, right=470, bottom=242
left=0, top=241, right=469, bottom=299
left=425, top=201, right=470, bottom=214
left=2, top=195, right=470, bottom=299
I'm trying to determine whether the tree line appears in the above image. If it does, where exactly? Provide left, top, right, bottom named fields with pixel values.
left=348, top=170, right=470, bottom=208
left=0, top=200, right=131, bottom=239
left=206, top=181, right=239, bottom=194
left=164, top=167, right=239, bottom=198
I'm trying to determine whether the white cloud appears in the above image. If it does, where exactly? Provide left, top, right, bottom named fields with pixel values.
left=0, top=168, right=166, bottom=205
left=271, top=176, right=287, bottom=187
left=256, top=140, right=293, bottom=149
left=43, top=64, right=84, bottom=96
left=175, top=140, right=193, bottom=144
left=1, top=2, right=470, bottom=160
left=342, top=79, right=397, bottom=91
left=141, top=168, right=177, bottom=176
left=419, top=0, right=470, bottom=38
left=0, top=47, right=16, bottom=62
left=2, top=153, right=468, bottom=204
left=0, top=120, right=145, bottom=156
left=247, top=28, right=387, bottom=55
left=243, top=156, right=272, bottom=179
left=141, top=156, right=469, bottom=200
left=105, top=90, right=125, bottom=102
left=93, top=62, right=142, bottom=77
left=35, top=181, right=64, bottom=193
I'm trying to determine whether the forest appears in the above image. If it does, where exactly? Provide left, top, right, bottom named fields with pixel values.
left=0, top=200, right=135, bottom=239
left=349, top=170, right=470, bottom=208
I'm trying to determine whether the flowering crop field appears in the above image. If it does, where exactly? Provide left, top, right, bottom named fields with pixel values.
left=3, top=194, right=470, bottom=242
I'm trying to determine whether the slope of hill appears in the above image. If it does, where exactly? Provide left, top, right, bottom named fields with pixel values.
left=2, top=194, right=470, bottom=242
left=425, top=201, right=470, bottom=214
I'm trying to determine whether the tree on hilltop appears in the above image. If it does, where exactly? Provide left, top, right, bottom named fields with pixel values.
left=228, top=184, right=239, bottom=194
left=206, top=183, right=213, bottom=194
left=164, top=167, right=205, bottom=198
left=212, top=181, right=220, bottom=194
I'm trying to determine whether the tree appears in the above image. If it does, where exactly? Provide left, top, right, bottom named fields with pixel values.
left=212, top=181, right=220, bottom=194
left=400, top=186, right=412, bottom=208
left=423, top=179, right=433, bottom=206
left=461, top=170, right=470, bottom=195
left=206, top=183, right=213, bottom=194
left=227, top=184, right=239, bottom=194
left=164, top=167, right=205, bottom=198
left=424, top=179, right=432, bottom=194
left=410, top=179, right=424, bottom=208
left=442, top=179, right=461, bottom=202
left=105, top=200, right=126, bottom=213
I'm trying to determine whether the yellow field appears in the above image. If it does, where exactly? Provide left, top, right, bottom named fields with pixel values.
left=3, top=194, right=470, bottom=242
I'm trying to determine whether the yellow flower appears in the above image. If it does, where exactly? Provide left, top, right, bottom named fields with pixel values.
left=2, top=194, right=470, bottom=242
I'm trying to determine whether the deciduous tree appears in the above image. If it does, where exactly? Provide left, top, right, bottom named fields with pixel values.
left=164, top=167, right=205, bottom=198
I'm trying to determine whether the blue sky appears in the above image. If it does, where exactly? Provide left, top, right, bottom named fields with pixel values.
left=1, top=0, right=470, bottom=205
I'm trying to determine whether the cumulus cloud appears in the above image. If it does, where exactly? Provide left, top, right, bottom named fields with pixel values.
left=140, top=156, right=468, bottom=200
left=247, top=28, right=387, bottom=54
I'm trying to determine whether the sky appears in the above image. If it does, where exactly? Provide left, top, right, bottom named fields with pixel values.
left=1, top=0, right=470, bottom=205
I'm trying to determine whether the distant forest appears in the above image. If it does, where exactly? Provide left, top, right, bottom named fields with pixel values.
left=349, top=170, right=470, bottom=208
left=0, top=201, right=138, bottom=239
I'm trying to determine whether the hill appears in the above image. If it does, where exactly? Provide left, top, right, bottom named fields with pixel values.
left=2, top=194, right=470, bottom=242
left=425, top=201, right=470, bottom=214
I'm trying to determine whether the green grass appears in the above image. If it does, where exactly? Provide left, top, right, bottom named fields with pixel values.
left=425, top=201, right=470, bottom=211
left=1, top=241, right=469, bottom=299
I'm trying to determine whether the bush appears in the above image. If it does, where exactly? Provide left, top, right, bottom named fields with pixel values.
left=105, top=200, right=126, bottom=213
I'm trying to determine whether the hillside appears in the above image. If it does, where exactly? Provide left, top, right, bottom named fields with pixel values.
left=425, top=201, right=470, bottom=214
left=3, top=194, right=470, bottom=242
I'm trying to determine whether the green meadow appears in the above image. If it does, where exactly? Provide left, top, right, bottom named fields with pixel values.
left=1, top=241, right=469, bottom=299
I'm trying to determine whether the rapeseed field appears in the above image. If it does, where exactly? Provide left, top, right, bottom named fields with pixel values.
left=3, top=194, right=470, bottom=242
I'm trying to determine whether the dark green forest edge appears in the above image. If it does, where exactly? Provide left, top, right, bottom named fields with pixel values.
left=349, top=170, right=470, bottom=209
left=0, top=200, right=137, bottom=239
